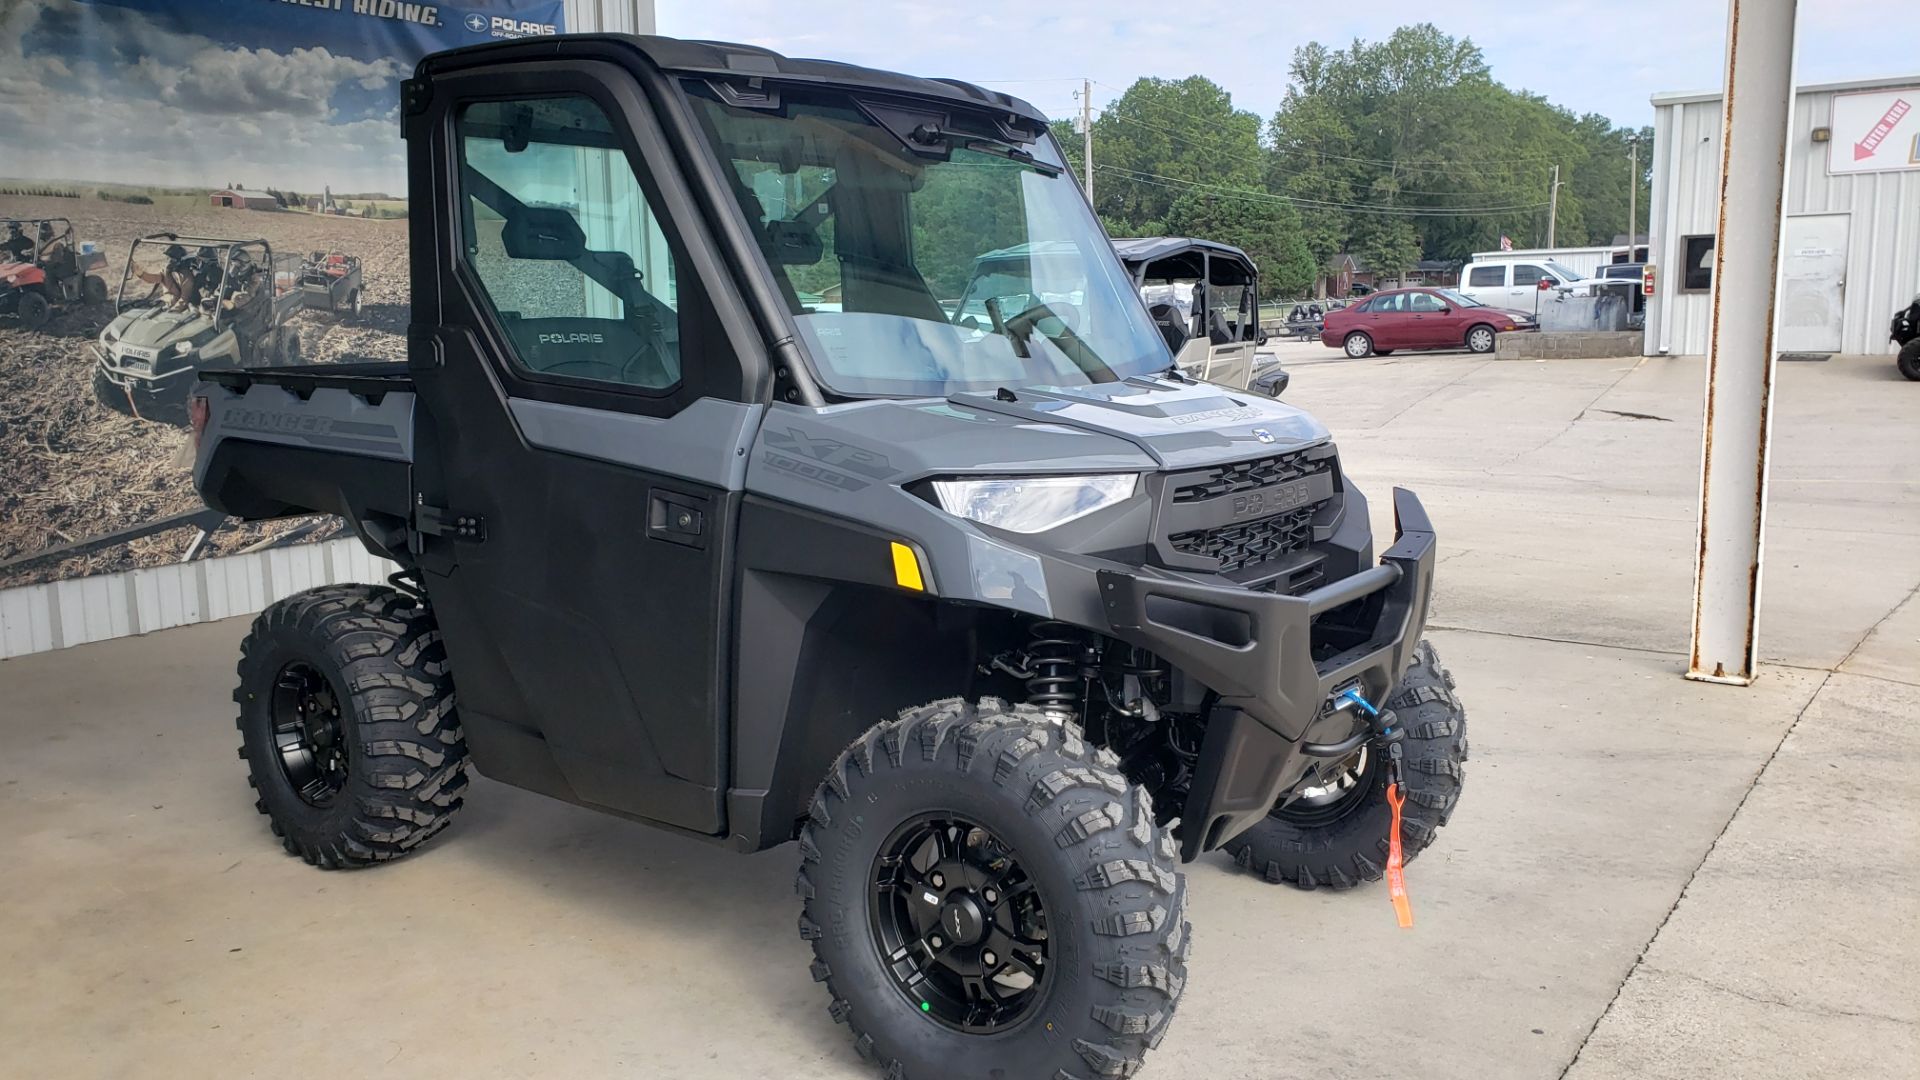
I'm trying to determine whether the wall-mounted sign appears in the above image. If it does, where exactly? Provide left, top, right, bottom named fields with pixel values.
left=1827, top=87, right=1920, bottom=175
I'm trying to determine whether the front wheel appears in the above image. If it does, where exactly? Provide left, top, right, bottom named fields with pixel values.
left=1343, top=332, right=1374, bottom=358
left=17, top=289, right=50, bottom=330
left=234, top=584, right=468, bottom=869
left=1222, top=641, right=1467, bottom=889
left=1467, top=325, right=1497, bottom=353
left=1898, top=339, right=1920, bottom=382
left=800, top=699, right=1188, bottom=1080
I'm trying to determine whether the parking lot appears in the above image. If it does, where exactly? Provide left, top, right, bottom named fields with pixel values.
left=2, top=351, right=1915, bottom=1079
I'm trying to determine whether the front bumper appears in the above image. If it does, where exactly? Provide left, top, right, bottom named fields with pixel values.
left=1098, top=487, right=1437, bottom=859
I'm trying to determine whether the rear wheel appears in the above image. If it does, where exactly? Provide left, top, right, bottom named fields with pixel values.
left=1467, top=325, right=1497, bottom=353
left=234, top=584, right=468, bottom=869
left=17, top=289, right=50, bottom=330
left=1343, top=332, right=1374, bottom=358
left=1898, top=339, right=1920, bottom=382
left=1222, top=641, right=1466, bottom=889
left=348, top=289, right=362, bottom=319
left=277, top=327, right=303, bottom=366
left=82, top=274, right=108, bottom=306
left=801, top=699, right=1187, bottom=1080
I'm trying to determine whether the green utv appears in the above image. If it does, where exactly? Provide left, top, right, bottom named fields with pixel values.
left=94, top=234, right=306, bottom=423
left=189, top=35, right=1468, bottom=1080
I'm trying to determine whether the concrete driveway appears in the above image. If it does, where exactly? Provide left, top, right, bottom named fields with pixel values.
left=3, top=353, right=1915, bottom=1079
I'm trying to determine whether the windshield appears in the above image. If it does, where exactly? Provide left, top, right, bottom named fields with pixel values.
left=1544, top=261, right=1586, bottom=282
left=688, top=84, right=1169, bottom=398
left=1434, top=289, right=1483, bottom=307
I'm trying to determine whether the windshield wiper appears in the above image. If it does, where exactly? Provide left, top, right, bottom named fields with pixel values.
left=908, top=124, right=1063, bottom=177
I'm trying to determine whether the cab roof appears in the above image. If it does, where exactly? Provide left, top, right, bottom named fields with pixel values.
left=418, top=34, right=1048, bottom=125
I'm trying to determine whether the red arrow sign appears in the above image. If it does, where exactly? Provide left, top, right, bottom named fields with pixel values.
left=1854, top=98, right=1911, bottom=161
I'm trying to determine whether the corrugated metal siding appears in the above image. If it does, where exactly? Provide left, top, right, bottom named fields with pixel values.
left=0, top=539, right=397, bottom=660
left=564, top=0, right=655, bottom=33
left=1649, top=81, right=1920, bottom=356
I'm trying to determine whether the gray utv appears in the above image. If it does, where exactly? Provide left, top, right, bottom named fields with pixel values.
left=94, top=234, right=305, bottom=422
left=188, top=34, right=1468, bottom=1080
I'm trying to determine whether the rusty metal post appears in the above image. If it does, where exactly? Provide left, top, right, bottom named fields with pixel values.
left=1688, top=0, right=1800, bottom=686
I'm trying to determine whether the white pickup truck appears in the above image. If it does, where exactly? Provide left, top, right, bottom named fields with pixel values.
left=1458, top=256, right=1613, bottom=309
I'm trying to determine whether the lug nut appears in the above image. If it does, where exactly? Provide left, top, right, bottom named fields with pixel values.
left=929, top=935, right=943, bottom=949
left=929, top=872, right=944, bottom=889
left=982, top=950, right=997, bottom=967
left=983, top=888, right=997, bottom=904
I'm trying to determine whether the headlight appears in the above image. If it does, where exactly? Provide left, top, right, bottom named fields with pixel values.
left=931, top=474, right=1138, bottom=534
left=171, top=341, right=195, bottom=356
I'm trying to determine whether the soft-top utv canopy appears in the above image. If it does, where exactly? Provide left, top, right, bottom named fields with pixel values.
left=1111, top=237, right=1258, bottom=285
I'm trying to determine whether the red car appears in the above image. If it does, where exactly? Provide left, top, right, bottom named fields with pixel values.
left=1320, top=287, right=1537, bottom=358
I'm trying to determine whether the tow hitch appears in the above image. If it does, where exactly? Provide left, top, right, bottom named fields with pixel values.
left=1337, top=687, right=1416, bottom=929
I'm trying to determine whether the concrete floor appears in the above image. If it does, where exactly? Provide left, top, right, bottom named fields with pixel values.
left=3, top=352, right=1916, bottom=1079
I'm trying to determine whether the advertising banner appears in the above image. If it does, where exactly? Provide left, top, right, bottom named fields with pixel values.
left=0, top=0, right=564, bottom=588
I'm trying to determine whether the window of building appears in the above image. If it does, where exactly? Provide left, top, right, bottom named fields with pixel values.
left=1682, top=235, right=1715, bottom=291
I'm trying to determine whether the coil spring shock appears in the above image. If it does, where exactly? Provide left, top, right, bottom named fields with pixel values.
left=1025, top=620, right=1086, bottom=716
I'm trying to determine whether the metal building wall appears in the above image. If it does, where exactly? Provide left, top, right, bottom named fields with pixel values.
left=564, top=0, right=655, bottom=33
left=0, top=0, right=661, bottom=661
left=1647, top=76, right=1920, bottom=357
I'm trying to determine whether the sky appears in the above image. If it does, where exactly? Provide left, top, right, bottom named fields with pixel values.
left=0, top=0, right=564, bottom=191
left=656, top=1, right=1920, bottom=130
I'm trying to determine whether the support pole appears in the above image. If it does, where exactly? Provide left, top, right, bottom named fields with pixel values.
left=1081, top=78, right=1094, bottom=202
left=1627, top=135, right=1640, bottom=260
left=1546, top=165, right=1561, bottom=247
left=1688, top=0, right=1800, bottom=686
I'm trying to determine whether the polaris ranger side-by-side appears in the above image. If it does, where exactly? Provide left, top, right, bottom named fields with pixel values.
left=191, top=36, right=1468, bottom=1080
left=95, top=234, right=307, bottom=422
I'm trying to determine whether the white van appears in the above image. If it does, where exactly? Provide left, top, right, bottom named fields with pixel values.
left=1459, top=257, right=1598, bottom=310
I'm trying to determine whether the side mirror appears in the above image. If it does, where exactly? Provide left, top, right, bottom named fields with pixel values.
left=502, top=207, right=586, bottom=262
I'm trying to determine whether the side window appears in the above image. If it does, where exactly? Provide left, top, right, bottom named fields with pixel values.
left=1408, top=292, right=1445, bottom=312
left=457, top=95, right=681, bottom=390
left=1374, top=293, right=1407, bottom=313
left=1513, top=265, right=1545, bottom=288
left=1682, top=235, right=1715, bottom=291
left=1468, top=265, right=1505, bottom=288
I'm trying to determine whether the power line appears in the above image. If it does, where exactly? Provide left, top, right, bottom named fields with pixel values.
left=1092, top=164, right=1552, bottom=217
left=1087, top=78, right=1565, bottom=171
left=1097, top=111, right=1549, bottom=198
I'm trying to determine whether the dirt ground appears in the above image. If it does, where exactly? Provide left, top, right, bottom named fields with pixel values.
left=0, top=193, right=409, bottom=587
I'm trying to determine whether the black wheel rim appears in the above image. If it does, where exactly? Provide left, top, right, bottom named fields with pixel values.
left=869, top=814, right=1051, bottom=1033
left=269, top=661, right=349, bottom=807
left=1274, top=746, right=1378, bottom=828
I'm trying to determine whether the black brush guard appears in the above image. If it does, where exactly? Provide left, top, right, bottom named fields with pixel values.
left=1098, top=488, right=1437, bottom=860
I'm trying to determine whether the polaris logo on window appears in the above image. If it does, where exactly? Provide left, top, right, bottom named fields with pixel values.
left=463, top=12, right=560, bottom=38
left=538, top=333, right=605, bottom=345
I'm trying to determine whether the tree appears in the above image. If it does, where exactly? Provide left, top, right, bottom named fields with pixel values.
left=1082, top=76, right=1263, bottom=235
left=1163, top=189, right=1317, bottom=299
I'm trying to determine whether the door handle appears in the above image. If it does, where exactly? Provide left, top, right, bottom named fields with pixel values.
left=648, top=491, right=708, bottom=550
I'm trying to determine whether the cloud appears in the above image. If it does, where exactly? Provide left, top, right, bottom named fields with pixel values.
left=0, top=0, right=407, bottom=190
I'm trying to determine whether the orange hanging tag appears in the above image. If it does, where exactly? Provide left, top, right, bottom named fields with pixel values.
left=1385, top=779, right=1414, bottom=929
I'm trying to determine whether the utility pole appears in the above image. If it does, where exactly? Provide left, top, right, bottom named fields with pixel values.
left=1688, top=0, right=1799, bottom=686
left=1627, top=135, right=1642, bottom=260
left=1546, top=165, right=1562, bottom=248
left=1080, top=78, right=1094, bottom=202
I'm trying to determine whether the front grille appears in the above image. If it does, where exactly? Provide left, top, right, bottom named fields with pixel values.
left=1172, top=449, right=1326, bottom=503
left=1168, top=505, right=1318, bottom=574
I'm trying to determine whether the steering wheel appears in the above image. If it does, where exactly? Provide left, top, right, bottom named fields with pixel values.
left=1006, top=299, right=1081, bottom=338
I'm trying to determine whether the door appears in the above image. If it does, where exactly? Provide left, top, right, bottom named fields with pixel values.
left=1511, top=263, right=1549, bottom=313
left=407, top=65, right=766, bottom=834
left=1779, top=214, right=1849, bottom=354
left=1362, top=291, right=1409, bottom=348
left=1403, top=290, right=1456, bottom=348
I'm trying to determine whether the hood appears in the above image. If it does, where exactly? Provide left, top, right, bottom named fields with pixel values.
left=949, top=376, right=1329, bottom=470
left=107, top=306, right=215, bottom=349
